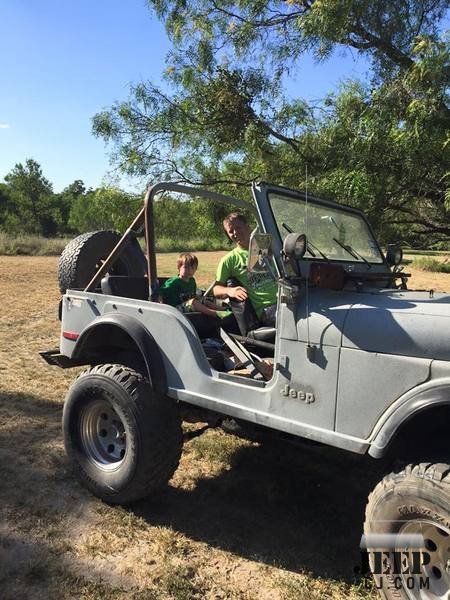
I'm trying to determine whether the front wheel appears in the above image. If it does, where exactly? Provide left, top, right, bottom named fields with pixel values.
left=62, top=364, right=182, bottom=504
left=364, top=463, right=450, bottom=599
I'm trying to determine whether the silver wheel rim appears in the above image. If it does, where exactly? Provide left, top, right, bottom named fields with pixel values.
left=398, top=520, right=450, bottom=599
left=79, top=398, right=126, bottom=470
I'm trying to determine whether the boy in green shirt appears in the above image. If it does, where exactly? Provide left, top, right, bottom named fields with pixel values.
left=160, top=252, right=220, bottom=317
left=213, top=213, right=278, bottom=325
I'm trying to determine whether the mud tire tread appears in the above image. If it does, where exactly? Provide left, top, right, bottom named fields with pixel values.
left=63, top=364, right=182, bottom=504
left=57, top=230, right=145, bottom=294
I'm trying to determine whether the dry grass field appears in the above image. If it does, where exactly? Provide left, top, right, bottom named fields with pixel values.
left=0, top=255, right=448, bottom=600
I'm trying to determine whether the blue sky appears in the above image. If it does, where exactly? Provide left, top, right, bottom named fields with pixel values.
left=0, top=0, right=371, bottom=192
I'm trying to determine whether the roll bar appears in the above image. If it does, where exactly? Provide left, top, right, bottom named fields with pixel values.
left=84, top=182, right=255, bottom=300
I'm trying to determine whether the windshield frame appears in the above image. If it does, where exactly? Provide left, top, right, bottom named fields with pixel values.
left=256, top=183, right=387, bottom=269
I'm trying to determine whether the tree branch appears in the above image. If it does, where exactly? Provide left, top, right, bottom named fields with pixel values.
left=348, top=23, right=414, bottom=69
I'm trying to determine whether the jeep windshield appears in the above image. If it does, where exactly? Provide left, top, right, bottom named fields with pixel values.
left=269, top=191, right=384, bottom=264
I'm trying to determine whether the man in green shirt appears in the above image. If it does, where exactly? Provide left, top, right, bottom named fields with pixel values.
left=213, top=213, right=278, bottom=326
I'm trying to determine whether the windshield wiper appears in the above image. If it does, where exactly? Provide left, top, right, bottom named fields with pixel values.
left=332, top=237, right=371, bottom=269
left=307, top=241, right=329, bottom=262
left=282, top=222, right=329, bottom=261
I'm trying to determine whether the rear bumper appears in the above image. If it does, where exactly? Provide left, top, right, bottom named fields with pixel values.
left=39, top=348, right=86, bottom=369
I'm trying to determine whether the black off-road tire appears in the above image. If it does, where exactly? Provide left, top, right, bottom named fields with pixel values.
left=62, top=364, right=183, bottom=504
left=58, top=230, right=145, bottom=294
left=364, top=463, right=450, bottom=599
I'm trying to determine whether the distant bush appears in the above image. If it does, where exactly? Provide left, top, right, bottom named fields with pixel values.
left=154, top=237, right=228, bottom=252
left=0, top=233, right=70, bottom=256
left=0, top=233, right=229, bottom=256
left=404, top=249, right=449, bottom=256
left=411, top=257, right=450, bottom=273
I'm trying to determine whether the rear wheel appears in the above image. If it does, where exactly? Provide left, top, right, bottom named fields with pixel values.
left=63, top=364, right=182, bottom=504
left=364, top=463, right=450, bottom=599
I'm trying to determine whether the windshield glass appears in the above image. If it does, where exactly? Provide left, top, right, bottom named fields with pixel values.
left=269, top=192, right=383, bottom=264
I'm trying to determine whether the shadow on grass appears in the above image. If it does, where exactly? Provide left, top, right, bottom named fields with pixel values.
left=0, top=391, right=118, bottom=598
left=134, top=436, right=385, bottom=582
left=0, top=390, right=383, bottom=584
left=0, top=391, right=72, bottom=500
left=0, top=388, right=62, bottom=412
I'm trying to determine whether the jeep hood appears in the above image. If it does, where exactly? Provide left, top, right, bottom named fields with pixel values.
left=342, top=290, right=450, bottom=361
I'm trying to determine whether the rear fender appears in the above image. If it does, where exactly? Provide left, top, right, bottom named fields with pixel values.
left=72, top=313, right=166, bottom=394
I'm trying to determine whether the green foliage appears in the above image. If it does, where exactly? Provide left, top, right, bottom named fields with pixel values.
left=154, top=196, right=195, bottom=240
left=6, top=3, right=450, bottom=249
left=149, top=0, right=447, bottom=78
left=0, top=183, right=13, bottom=229
left=4, top=159, right=57, bottom=236
left=68, top=187, right=141, bottom=232
left=155, top=236, right=227, bottom=252
left=56, top=179, right=88, bottom=233
left=93, top=1, right=449, bottom=245
left=153, top=195, right=247, bottom=248
left=0, top=158, right=242, bottom=249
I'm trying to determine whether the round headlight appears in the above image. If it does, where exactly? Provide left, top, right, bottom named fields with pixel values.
left=386, top=245, right=403, bottom=267
left=283, top=233, right=307, bottom=260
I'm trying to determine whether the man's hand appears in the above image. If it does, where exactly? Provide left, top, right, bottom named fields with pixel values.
left=212, top=283, right=248, bottom=301
left=228, top=286, right=248, bottom=301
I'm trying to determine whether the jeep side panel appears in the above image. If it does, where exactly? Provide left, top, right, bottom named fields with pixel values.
left=61, top=290, right=370, bottom=454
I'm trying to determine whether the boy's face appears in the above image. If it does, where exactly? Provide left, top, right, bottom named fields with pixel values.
left=179, top=262, right=197, bottom=281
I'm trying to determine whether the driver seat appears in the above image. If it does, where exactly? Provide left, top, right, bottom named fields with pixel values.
left=226, top=278, right=276, bottom=344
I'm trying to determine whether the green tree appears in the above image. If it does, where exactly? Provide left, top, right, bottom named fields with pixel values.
left=68, top=187, right=141, bottom=233
left=64, top=180, right=86, bottom=197
left=3, top=159, right=58, bottom=236
left=0, top=183, right=13, bottom=228
left=93, top=1, right=450, bottom=243
left=57, top=180, right=88, bottom=233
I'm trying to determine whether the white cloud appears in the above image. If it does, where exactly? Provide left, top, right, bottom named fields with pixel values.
left=0, top=123, right=10, bottom=129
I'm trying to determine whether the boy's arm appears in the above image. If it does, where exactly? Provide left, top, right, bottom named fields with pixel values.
left=191, top=298, right=220, bottom=317
left=202, top=298, right=222, bottom=310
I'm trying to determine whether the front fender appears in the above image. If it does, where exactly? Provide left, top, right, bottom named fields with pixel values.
left=368, top=377, right=450, bottom=458
left=72, top=313, right=167, bottom=394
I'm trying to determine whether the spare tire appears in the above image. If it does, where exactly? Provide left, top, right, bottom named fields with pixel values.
left=58, top=230, right=146, bottom=294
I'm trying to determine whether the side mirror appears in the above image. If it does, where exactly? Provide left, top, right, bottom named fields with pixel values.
left=247, top=229, right=274, bottom=273
left=385, top=245, right=403, bottom=267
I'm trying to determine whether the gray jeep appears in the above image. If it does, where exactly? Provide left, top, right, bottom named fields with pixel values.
left=42, top=182, right=450, bottom=599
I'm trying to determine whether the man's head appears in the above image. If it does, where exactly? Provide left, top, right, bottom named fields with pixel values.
left=177, top=252, right=198, bottom=281
left=223, top=213, right=251, bottom=250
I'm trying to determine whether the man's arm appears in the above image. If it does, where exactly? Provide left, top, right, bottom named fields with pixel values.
left=214, top=253, right=248, bottom=301
left=213, top=283, right=248, bottom=301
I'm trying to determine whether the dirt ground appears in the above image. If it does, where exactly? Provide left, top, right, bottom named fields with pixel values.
left=0, top=255, right=448, bottom=599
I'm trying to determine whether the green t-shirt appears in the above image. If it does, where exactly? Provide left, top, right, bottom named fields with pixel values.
left=160, top=276, right=196, bottom=307
left=216, top=247, right=278, bottom=318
